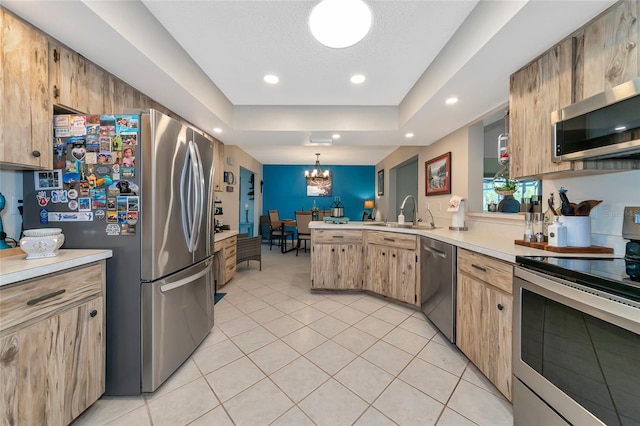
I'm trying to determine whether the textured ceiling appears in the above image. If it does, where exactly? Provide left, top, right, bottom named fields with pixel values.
left=3, top=0, right=617, bottom=165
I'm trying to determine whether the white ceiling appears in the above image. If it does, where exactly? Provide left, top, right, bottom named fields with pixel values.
left=4, top=0, right=616, bottom=166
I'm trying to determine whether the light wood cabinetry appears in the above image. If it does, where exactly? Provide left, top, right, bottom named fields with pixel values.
left=456, top=248, right=513, bottom=401
left=576, top=0, right=639, bottom=101
left=0, top=9, right=52, bottom=170
left=364, top=231, right=418, bottom=306
left=214, top=139, right=225, bottom=192
left=214, top=234, right=237, bottom=286
left=509, top=41, right=574, bottom=178
left=0, top=262, right=106, bottom=425
left=311, top=229, right=363, bottom=290
left=509, top=0, right=639, bottom=179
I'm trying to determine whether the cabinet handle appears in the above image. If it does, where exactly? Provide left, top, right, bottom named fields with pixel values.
left=471, top=263, right=487, bottom=272
left=497, top=304, right=504, bottom=311
left=627, top=41, right=636, bottom=50
left=90, top=310, right=98, bottom=317
left=382, top=252, right=386, bottom=256
left=392, top=253, right=396, bottom=258
left=27, top=289, right=65, bottom=306
left=383, top=238, right=395, bottom=242
left=341, top=248, right=345, bottom=252
left=332, top=235, right=344, bottom=239
left=331, top=248, right=335, bottom=252
left=31, top=150, right=41, bottom=158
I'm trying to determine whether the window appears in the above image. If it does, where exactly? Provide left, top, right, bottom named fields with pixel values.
left=482, top=178, right=541, bottom=212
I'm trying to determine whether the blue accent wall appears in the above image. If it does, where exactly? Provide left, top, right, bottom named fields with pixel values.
left=263, top=165, right=375, bottom=221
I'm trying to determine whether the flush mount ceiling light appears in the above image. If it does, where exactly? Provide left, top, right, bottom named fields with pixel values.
left=445, top=97, right=459, bottom=105
left=213, top=127, right=222, bottom=133
left=332, top=133, right=341, bottom=139
left=350, top=74, right=366, bottom=84
left=305, top=153, right=330, bottom=179
left=308, top=137, right=333, bottom=146
left=264, top=74, right=279, bottom=84
left=309, top=0, right=372, bottom=49
left=405, top=132, right=414, bottom=138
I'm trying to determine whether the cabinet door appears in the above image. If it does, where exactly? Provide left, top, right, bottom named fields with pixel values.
left=365, top=244, right=389, bottom=295
left=486, top=288, right=512, bottom=401
left=1, top=10, right=52, bottom=170
left=579, top=0, right=639, bottom=100
left=456, top=274, right=487, bottom=371
left=509, top=42, right=574, bottom=178
left=311, top=244, right=336, bottom=289
left=0, top=297, right=104, bottom=426
left=214, top=140, right=225, bottom=192
left=387, top=248, right=417, bottom=305
left=336, top=244, right=363, bottom=289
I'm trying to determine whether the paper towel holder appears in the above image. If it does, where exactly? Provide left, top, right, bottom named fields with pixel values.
left=447, top=196, right=468, bottom=231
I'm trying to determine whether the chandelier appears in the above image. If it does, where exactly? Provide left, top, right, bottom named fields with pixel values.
left=305, top=153, right=330, bottom=179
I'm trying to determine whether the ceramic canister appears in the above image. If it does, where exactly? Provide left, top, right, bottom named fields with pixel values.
left=562, top=216, right=591, bottom=247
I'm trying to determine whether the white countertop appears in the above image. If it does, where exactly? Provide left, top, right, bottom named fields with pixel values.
left=0, top=249, right=113, bottom=287
left=310, top=221, right=619, bottom=263
left=214, top=230, right=239, bottom=243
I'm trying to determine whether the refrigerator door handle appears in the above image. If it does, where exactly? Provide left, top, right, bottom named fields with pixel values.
left=190, top=141, right=205, bottom=251
left=159, top=260, right=211, bottom=293
left=180, top=143, right=194, bottom=249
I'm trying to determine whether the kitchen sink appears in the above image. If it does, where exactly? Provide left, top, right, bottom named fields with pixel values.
left=366, top=222, right=441, bottom=230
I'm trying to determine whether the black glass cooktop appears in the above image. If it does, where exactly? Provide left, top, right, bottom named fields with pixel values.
left=516, top=256, right=640, bottom=303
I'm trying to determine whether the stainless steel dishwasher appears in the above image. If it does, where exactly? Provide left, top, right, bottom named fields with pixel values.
left=420, top=236, right=457, bottom=343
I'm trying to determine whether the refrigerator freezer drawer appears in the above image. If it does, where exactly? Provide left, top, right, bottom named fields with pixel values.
left=141, top=257, right=214, bottom=392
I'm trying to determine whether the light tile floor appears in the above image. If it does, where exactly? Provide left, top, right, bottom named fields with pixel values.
left=73, top=246, right=513, bottom=426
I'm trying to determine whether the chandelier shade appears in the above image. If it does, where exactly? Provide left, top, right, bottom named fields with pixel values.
left=305, top=153, right=330, bottom=179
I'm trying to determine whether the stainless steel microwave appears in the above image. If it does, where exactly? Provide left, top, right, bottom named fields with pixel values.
left=552, top=77, right=640, bottom=162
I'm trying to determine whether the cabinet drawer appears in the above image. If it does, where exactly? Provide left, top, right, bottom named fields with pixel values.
left=0, top=262, right=104, bottom=333
left=224, top=244, right=237, bottom=259
left=458, top=248, right=513, bottom=294
left=313, top=230, right=363, bottom=244
left=224, top=236, right=237, bottom=248
left=366, top=230, right=416, bottom=250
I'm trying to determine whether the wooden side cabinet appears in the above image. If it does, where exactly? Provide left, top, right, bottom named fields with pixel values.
left=311, top=230, right=363, bottom=290
left=456, top=248, right=513, bottom=401
left=364, top=231, right=418, bottom=306
left=0, top=261, right=106, bottom=425
left=0, top=9, right=52, bottom=170
left=214, top=234, right=237, bottom=286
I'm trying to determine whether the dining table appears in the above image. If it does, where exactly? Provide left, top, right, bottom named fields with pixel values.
left=273, top=219, right=297, bottom=253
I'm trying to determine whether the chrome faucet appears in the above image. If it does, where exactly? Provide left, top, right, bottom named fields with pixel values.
left=400, top=195, right=418, bottom=226
left=425, top=208, right=436, bottom=229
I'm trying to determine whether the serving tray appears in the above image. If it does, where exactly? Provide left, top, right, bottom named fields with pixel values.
left=514, top=240, right=613, bottom=253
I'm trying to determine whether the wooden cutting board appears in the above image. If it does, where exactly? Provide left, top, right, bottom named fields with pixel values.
left=514, top=240, right=613, bottom=253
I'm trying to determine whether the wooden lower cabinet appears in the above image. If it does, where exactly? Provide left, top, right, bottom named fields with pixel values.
left=311, top=230, right=363, bottom=290
left=364, top=231, right=418, bottom=306
left=0, top=262, right=105, bottom=426
left=214, top=235, right=237, bottom=286
left=456, top=249, right=513, bottom=401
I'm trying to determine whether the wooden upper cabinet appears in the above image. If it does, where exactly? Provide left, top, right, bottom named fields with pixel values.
left=1, top=9, right=52, bottom=170
left=576, top=0, right=639, bottom=101
left=214, top=139, right=225, bottom=192
left=509, top=40, right=574, bottom=179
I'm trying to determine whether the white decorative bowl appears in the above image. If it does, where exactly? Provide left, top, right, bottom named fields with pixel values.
left=20, top=229, right=65, bottom=259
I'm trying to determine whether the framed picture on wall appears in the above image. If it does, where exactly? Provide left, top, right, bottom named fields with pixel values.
left=425, top=152, right=451, bottom=196
left=306, top=173, right=332, bottom=197
left=377, top=169, right=384, bottom=196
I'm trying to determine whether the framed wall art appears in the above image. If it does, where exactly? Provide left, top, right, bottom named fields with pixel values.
left=377, top=169, right=384, bottom=196
left=306, top=173, right=332, bottom=197
left=425, top=152, right=451, bottom=196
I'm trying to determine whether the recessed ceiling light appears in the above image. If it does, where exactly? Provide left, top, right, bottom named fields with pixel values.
left=332, top=134, right=340, bottom=139
left=309, top=0, right=372, bottom=49
left=445, top=97, right=458, bottom=105
left=264, top=74, right=279, bottom=84
left=350, top=74, right=366, bottom=84
left=213, top=127, right=222, bottom=133
left=405, top=133, right=414, bottom=138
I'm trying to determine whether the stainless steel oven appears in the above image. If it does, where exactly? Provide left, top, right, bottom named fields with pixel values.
left=513, top=257, right=640, bottom=426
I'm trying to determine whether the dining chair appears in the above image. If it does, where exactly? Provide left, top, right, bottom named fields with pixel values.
left=267, top=210, right=294, bottom=251
left=317, top=209, right=331, bottom=221
left=294, top=211, right=312, bottom=256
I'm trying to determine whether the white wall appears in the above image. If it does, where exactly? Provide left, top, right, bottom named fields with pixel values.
left=217, top=145, right=263, bottom=235
left=0, top=170, right=24, bottom=243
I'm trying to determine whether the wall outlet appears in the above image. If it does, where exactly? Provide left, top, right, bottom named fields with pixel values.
left=10, top=195, right=23, bottom=215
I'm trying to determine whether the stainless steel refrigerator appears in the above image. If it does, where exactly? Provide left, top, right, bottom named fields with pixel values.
left=23, top=109, right=215, bottom=395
